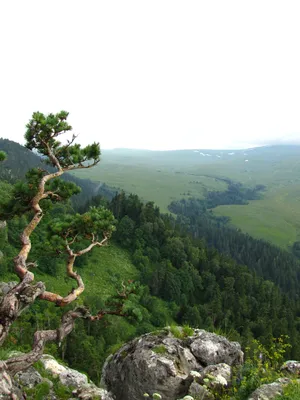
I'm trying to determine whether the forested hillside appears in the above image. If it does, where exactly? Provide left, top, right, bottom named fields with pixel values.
left=169, top=198, right=300, bottom=298
left=2, top=137, right=300, bottom=386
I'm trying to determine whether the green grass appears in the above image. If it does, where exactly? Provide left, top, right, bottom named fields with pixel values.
left=152, top=344, right=167, bottom=354
left=213, top=185, right=300, bottom=250
left=72, top=146, right=300, bottom=250
left=31, top=244, right=138, bottom=301
left=73, top=162, right=227, bottom=213
left=276, top=381, right=300, bottom=399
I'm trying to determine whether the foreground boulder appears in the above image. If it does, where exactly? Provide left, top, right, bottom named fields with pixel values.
left=248, top=377, right=290, bottom=400
left=102, top=327, right=243, bottom=400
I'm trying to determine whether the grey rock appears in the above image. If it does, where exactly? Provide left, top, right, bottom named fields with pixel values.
left=15, top=366, right=42, bottom=388
left=200, top=363, right=231, bottom=389
left=188, top=381, right=214, bottom=399
left=60, top=368, right=88, bottom=388
left=0, top=221, right=7, bottom=229
left=248, top=377, right=290, bottom=400
left=40, top=354, right=88, bottom=388
left=281, top=360, right=300, bottom=375
left=102, top=331, right=199, bottom=400
left=189, top=330, right=243, bottom=366
left=72, top=384, right=115, bottom=399
left=102, top=328, right=243, bottom=400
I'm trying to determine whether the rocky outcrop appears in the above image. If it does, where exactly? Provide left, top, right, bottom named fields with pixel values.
left=15, top=366, right=43, bottom=388
left=102, top=328, right=243, bottom=400
left=40, top=354, right=88, bottom=388
left=248, top=377, right=290, bottom=400
left=2, top=327, right=300, bottom=400
left=39, top=354, right=114, bottom=399
left=0, top=354, right=114, bottom=400
left=72, top=384, right=115, bottom=399
left=189, top=331, right=243, bottom=366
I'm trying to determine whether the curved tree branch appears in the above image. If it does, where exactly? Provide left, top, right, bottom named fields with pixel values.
left=5, top=307, right=90, bottom=376
left=39, top=235, right=108, bottom=306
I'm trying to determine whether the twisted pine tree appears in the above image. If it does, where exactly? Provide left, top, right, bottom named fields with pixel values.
left=0, top=112, right=133, bottom=392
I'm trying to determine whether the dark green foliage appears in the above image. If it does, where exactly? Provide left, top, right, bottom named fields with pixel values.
left=204, top=182, right=265, bottom=208
left=0, top=151, right=6, bottom=162
left=292, top=241, right=300, bottom=258
left=152, top=344, right=167, bottom=354
left=103, top=191, right=300, bottom=360
left=170, top=197, right=300, bottom=298
left=169, top=181, right=265, bottom=212
left=25, top=111, right=100, bottom=169
left=278, top=382, right=300, bottom=399
left=2, top=168, right=81, bottom=218
left=49, top=206, right=116, bottom=251
left=0, top=138, right=116, bottom=209
left=25, top=381, right=51, bottom=400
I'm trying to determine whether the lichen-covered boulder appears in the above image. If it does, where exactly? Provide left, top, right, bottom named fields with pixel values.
left=248, top=377, right=290, bottom=400
left=189, top=330, right=243, bottom=366
left=102, top=328, right=243, bottom=400
left=40, top=354, right=88, bottom=388
left=199, top=363, right=231, bottom=390
left=281, top=360, right=300, bottom=375
left=188, top=381, right=214, bottom=399
left=72, top=384, right=115, bottom=400
left=15, top=366, right=42, bottom=388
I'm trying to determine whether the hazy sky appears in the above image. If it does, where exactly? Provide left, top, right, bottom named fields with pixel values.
left=1, top=1, right=300, bottom=150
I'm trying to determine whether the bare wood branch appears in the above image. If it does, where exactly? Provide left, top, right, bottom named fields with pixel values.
left=5, top=307, right=90, bottom=376
left=62, top=159, right=100, bottom=172
left=66, top=234, right=79, bottom=246
left=76, top=235, right=108, bottom=256
left=38, top=235, right=108, bottom=307
left=0, top=279, right=45, bottom=346
left=90, top=309, right=128, bottom=321
left=42, top=191, right=61, bottom=201
left=14, top=169, right=64, bottom=281
left=55, top=133, right=78, bottom=155
left=26, top=261, right=38, bottom=269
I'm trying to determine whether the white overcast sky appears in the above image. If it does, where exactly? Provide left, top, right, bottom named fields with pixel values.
left=1, top=1, right=300, bottom=150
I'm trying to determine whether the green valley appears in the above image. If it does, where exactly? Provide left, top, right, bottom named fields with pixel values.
left=72, top=145, right=300, bottom=250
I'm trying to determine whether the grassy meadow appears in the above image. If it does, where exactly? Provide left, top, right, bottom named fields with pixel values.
left=5, top=244, right=138, bottom=301
left=72, top=146, right=300, bottom=250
